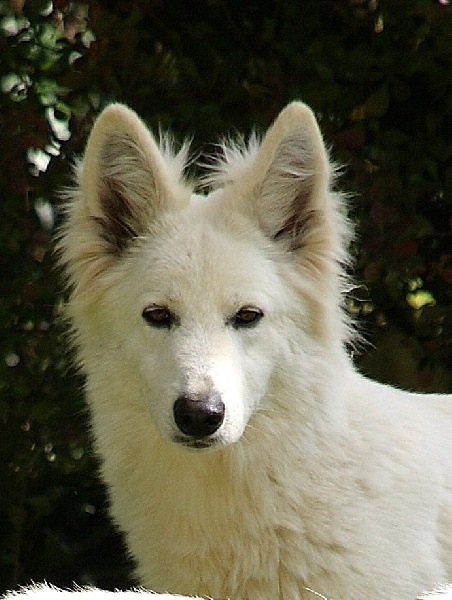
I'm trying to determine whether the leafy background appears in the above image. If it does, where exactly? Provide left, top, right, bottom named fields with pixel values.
left=1, top=0, right=451, bottom=591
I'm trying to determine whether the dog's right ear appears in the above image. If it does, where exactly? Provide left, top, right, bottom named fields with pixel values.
left=77, top=103, right=190, bottom=252
left=58, top=104, right=190, bottom=298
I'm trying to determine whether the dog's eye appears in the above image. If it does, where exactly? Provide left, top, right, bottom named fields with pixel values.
left=142, top=305, right=174, bottom=328
left=231, top=306, right=264, bottom=328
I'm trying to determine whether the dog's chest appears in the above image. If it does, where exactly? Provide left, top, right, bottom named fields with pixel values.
left=133, top=452, right=335, bottom=599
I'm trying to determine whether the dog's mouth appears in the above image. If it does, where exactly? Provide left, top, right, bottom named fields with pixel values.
left=172, top=434, right=221, bottom=450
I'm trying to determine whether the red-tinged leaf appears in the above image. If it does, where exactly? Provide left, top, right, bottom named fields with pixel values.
left=370, top=201, right=399, bottom=226
left=394, top=239, right=418, bottom=259
left=335, top=128, right=365, bottom=150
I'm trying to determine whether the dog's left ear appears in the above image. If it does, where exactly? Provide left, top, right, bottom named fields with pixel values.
left=228, top=102, right=340, bottom=254
left=257, top=102, right=330, bottom=249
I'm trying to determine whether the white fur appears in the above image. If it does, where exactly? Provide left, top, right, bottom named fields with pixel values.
left=3, top=583, right=452, bottom=600
left=55, top=102, right=452, bottom=600
left=418, top=587, right=452, bottom=598
left=0, top=585, right=197, bottom=600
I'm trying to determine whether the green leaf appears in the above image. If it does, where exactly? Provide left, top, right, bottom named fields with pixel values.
left=365, top=84, right=390, bottom=118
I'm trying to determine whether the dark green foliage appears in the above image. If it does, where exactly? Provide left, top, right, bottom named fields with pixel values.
left=0, top=0, right=451, bottom=591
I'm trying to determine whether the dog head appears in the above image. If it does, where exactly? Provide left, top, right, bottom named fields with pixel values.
left=59, top=102, right=350, bottom=449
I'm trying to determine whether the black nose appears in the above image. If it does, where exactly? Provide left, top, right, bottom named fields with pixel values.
left=173, top=392, right=225, bottom=438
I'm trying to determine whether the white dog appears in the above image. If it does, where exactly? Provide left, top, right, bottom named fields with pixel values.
left=43, top=101, right=452, bottom=600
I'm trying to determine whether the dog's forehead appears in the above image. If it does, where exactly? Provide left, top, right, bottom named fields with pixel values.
left=134, top=196, right=281, bottom=307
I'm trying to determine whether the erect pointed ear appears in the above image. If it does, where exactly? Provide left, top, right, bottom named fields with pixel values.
left=225, top=102, right=342, bottom=255
left=255, top=102, right=330, bottom=245
left=79, top=103, right=190, bottom=252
